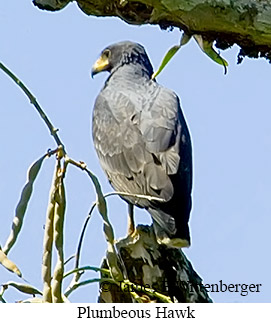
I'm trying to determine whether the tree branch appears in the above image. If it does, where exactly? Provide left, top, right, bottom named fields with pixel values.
left=33, top=0, right=271, bottom=61
left=99, top=225, right=212, bottom=303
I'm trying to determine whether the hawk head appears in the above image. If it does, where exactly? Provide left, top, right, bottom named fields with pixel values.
left=91, top=41, right=153, bottom=77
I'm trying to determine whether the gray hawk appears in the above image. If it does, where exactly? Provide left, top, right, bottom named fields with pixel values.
left=91, top=41, right=192, bottom=248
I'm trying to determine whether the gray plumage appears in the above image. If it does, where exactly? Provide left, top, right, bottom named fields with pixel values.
left=92, top=41, right=192, bottom=248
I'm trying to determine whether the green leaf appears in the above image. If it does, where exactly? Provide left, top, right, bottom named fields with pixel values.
left=3, top=281, right=42, bottom=295
left=0, top=250, right=22, bottom=277
left=193, top=35, right=228, bottom=74
left=152, top=45, right=180, bottom=80
left=152, top=32, right=192, bottom=80
left=3, top=154, right=46, bottom=255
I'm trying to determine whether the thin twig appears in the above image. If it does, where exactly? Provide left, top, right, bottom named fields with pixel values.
left=69, top=182, right=167, bottom=295
left=0, top=62, right=65, bottom=150
left=65, top=157, right=125, bottom=285
left=63, top=203, right=96, bottom=295
left=64, top=266, right=110, bottom=279
left=64, top=278, right=101, bottom=298
left=75, top=203, right=96, bottom=270
left=0, top=286, right=7, bottom=303
left=104, top=191, right=165, bottom=202
left=64, top=255, right=75, bottom=266
left=64, top=276, right=172, bottom=303
left=74, top=190, right=165, bottom=275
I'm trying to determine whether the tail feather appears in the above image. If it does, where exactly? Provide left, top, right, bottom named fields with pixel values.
left=148, top=207, right=190, bottom=248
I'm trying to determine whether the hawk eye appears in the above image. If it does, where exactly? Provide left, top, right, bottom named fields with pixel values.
left=103, top=49, right=111, bottom=59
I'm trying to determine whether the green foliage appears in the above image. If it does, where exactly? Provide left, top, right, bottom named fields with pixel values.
left=0, top=62, right=172, bottom=303
left=3, top=155, right=46, bottom=256
left=152, top=33, right=228, bottom=79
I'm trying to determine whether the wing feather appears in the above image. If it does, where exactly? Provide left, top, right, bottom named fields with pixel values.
left=92, top=82, right=189, bottom=210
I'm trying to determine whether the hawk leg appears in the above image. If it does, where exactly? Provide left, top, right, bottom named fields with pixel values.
left=127, top=203, right=135, bottom=236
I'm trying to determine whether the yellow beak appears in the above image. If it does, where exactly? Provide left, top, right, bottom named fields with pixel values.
left=91, top=55, right=110, bottom=77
